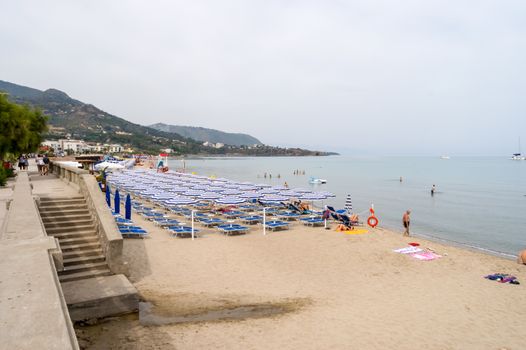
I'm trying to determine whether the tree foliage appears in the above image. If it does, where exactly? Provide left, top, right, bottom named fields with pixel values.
left=0, top=93, right=48, bottom=160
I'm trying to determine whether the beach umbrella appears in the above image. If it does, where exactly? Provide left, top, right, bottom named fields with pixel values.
left=105, top=184, right=111, bottom=207
left=239, top=191, right=263, bottom=199
left=94, top=161, right=124, bottom=170
left=125, top=194, right=132, bottom=220
left=215, top=197, right=246, bottom=205
left=318, top=191, right=336, bottom=198
left=279, top=190, right=302, bottom=197
left=114, top=189, right=121, bottom=214
left=260, top=194, right=288, bottom=203
left=166, top=197, right=197, bottom=206
left=199, top=192, right=221, bottom=200
left=293, top=187, right=312, bottom=193
left=300, top=193, right=328, bottom=201
left=260, top=188, right=280, bottom=194
left=345, top=194, right=352, bottom=214
left=183, top=189, right=205, bottom=197
left=221, top=189, right=242, bottom=196
left=254, top=183, right=272, bottom=188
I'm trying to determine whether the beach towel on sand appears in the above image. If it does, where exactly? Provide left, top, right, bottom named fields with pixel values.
left=410, top=252, right=441, bottom=261
left=343, top=229, right=368, bottom=235
left=393, top=246, right=423, bottom=254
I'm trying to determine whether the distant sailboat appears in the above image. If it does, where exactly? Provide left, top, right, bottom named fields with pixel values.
left=440, top=155, right=450, bottom=159
left=511, top=137, right=526, bottom=160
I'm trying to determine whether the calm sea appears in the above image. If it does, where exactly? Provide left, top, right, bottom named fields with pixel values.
left=168, top=156, right=526, bottom=257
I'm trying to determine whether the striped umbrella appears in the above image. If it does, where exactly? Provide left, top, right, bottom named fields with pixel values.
left=345, top=194, right=352, bottom=213
left=166, top=197, right=197, bottom=205
left=300, top=193, right=328, bottom=201
left=199, top=192, right=222, bottom=200
left=215, top=196, right=246, bottom=205
left=260, top=194, right=288, bottom=203
left=239, top=191, right=263, bottom=199
left=221, top=189, right=242, bottom=196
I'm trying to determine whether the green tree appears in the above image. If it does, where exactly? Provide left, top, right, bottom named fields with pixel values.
left=0, top=93, right=48, bottom=160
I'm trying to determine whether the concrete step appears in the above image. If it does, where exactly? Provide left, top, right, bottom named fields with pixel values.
left=50, top=228, right=99, bottom=244
left=60, top=261, right=109, bottom=275
left=38, top=199, right=87, bottom=209
left=61, top=275, right=139, bottom=321
left=63, top=255, right=106, bottom=267
left=62, top=248, right=103, bottom=259
left=43, top=219, right=94, bottom=229
left=40, top=196, right=85, bottom=201
left=39, top=204, right=89, bottom=212
left=59, top=268, right=113, bottom=283
left=59, top=241, right=101, bottom=253
left=44, top=221, right=95, bottom=235
left=40, top=208, right=91, bottom=217
left=42, top=214, right=93, bottom=223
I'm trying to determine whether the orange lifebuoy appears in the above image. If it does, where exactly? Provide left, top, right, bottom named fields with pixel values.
left=367, top=216, right=378, bottom=228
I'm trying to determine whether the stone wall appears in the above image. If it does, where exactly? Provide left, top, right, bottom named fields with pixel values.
left=49, top=162, right=127, bottom=275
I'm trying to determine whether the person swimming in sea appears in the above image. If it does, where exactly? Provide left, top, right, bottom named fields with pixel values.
left=431, top=184, right=436, bottom=196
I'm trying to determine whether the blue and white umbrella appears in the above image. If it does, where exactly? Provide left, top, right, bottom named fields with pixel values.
left=260, top=188, right=280, bottom=194
left=183, top=189, right=205, bottom=197
left=239, top=191, right=263, bottom=199
left=221, top=189, right=242, bottom=196
left=254, top=183, right=272, bottom=188
left=300, top=193, right=328, bottom=201
left=215, top=196, right=246, bottom=205
left=260, top=194, right=288, bottom=203
left=318, top=191, right=336, bottom=197
left=293, top=187, right=312, bottom=193
left=279, top=190, right=302, bottom=197
left=199, top=192, right=222, bottom=200
left=166, top=197, right=197, bottom=205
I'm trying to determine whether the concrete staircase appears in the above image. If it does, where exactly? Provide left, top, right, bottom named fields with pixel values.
left=38, top=196, right=112, bottom=283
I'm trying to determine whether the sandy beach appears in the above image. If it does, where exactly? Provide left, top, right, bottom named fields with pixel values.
left=74, top=204, right=526, bottom=350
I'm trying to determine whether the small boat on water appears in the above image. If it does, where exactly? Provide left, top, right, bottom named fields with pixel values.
left=440, top=155, right=450, bottom=159
left=511, top=137, right=526, bottom=160
left=309, top=177, right=327, bottom=184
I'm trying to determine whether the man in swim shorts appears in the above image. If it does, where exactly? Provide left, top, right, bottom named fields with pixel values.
left=402, top=210, right=411, bottom=236
left=518, top=250, right=526, bottom=265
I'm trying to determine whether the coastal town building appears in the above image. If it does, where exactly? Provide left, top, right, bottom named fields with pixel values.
left=41, top=139, right=126, bottom=154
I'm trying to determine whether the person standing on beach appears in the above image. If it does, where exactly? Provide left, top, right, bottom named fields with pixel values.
left=402, top=210, right=411, bottom=236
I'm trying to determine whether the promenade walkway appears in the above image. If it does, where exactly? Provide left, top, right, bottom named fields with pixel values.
left=1, top=162, right=137, bottom=349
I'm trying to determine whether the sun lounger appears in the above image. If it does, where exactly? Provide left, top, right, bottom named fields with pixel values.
left=222, top=210, right=244, bottom=219
left=153, top=218, right=182, bottom=227
left=200, top=218, right=225, bottom=227
left=300, top=217, right=325, bottom=227
left=119, top=226, right=148, bottom=238
left=276, top=212, right=300, bottom=221
left=167, top=225, right=200, bottom=238
left=217, top=224, right=249, bottom=236
left=264, top=220, right=289, bottom=231
left=239, top=215, right=263, bottom=225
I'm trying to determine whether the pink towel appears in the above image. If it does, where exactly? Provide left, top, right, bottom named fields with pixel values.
left=410, top=252, right=441, bottom=261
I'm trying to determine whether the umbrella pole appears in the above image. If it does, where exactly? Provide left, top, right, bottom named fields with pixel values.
left=191, top=210, right=195, bottom=241
left=263, top=207, right=266, bottom=236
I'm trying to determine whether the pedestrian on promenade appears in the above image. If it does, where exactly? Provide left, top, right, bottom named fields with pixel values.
left=43, top=155, right=50, bottom=175
left=402, top=210, right=411, bottom=236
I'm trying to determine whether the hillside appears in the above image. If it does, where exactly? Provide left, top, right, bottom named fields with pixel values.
left=149, top=123, right=262, bottom=146
left=0, top=80, right=206, bottom=154
left=0, top=80, right=336, bottom=156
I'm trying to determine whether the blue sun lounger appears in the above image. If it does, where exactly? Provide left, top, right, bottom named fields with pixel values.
left=118, top=226, right=148, bottom=238
left=200, top=218, right=225, bottom=227
left=300, top=217, right=325, bottom=227
left=167, top=225, right=200, bottom=238
left=217, top=224, right=249, bottom=236
left=240, top=215, right=263, bottom=225
left=153, top=218, right=182, bottom=227
left=276, top=212, right=300, bottom=221
left=264, top=220, right=289, bottom=231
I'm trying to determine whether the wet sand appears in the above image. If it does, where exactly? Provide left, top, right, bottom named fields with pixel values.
left=76, top=211, right=526, bottom=350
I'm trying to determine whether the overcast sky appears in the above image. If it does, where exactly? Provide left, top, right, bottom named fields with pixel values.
left=2, top=0, right=526, bottom=155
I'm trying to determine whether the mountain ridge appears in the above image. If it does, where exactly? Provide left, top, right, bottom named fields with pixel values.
left=149, top=123, right=262, bottom=146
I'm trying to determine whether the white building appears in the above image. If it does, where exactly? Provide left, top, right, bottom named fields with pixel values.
left=41, top=140, right=61, bottom=151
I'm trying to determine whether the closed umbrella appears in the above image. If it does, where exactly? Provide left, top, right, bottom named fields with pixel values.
left=114, top=189, right=121, bottom=214
left=125, top=194, right=132, bottom=220
left=105, top=184, right=111, bottom=207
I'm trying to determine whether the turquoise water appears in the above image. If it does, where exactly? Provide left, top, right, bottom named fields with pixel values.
left=169, top=156, right=526, bottom=257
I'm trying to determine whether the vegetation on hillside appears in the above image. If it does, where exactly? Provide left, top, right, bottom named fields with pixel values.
left=0, top=93, right=48, bottom=160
